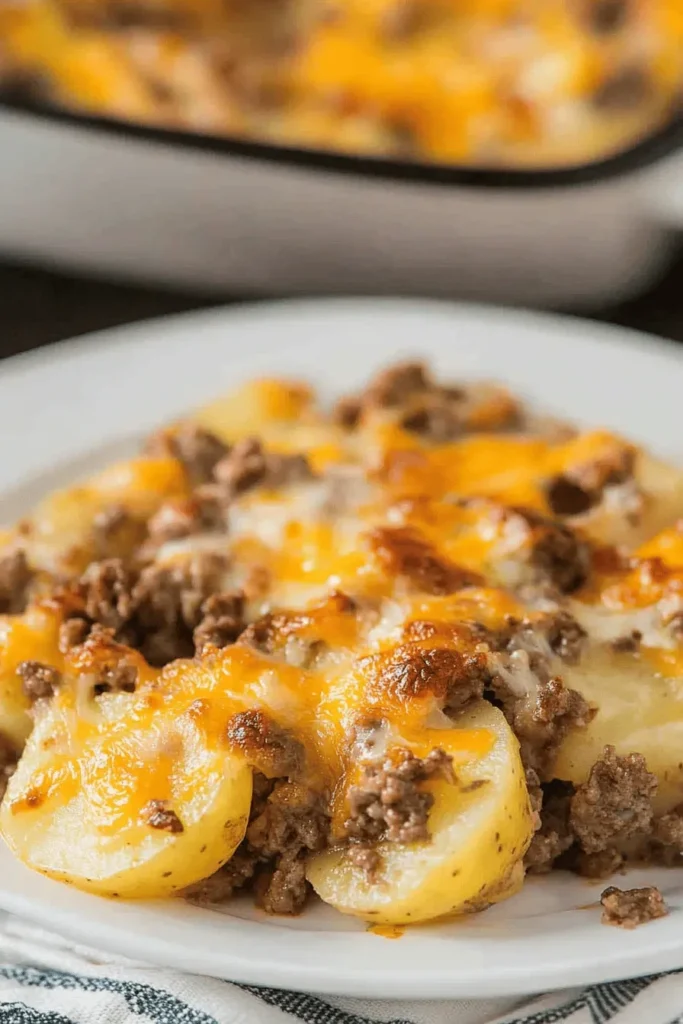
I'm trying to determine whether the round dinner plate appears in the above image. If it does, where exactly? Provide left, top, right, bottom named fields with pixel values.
left=1, top=297, right=683, bottom=1000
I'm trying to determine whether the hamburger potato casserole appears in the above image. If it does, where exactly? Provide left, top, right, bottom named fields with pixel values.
left=1, top=0, right=682, bottom=167
left=2, top=361, right=683, bottom=924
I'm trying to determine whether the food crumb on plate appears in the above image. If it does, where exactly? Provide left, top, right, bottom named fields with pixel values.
left=600, top=885, right=669, bottom=929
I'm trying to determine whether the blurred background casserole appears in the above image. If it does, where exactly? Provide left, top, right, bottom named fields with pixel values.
left=1, top=0, right=682, bottom=168
left=1, top=0, right=683, bottom=308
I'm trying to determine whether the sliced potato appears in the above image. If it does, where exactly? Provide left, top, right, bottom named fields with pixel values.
left=0, top=604, right=63, bottom=750
left=554, top=651, right=683, bottom=816
left=195, top=377, right=315, bottom=444
left=307, top=701, right=532, bottom=925
left=1, top=686, right=252, bottom=898
left=633, top=453, right=683, bottom=545
left=23, top=456, right=187, bottom=575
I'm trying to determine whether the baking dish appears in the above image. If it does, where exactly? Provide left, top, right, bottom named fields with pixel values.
left=0, top=96, right=682, bottom=307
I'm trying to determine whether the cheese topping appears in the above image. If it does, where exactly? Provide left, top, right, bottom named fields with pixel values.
left=1, top=0, right=682, bottom=168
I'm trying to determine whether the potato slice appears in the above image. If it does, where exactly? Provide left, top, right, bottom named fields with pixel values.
left=195, top=378, right=315, bottom=444
left=0, top=604, right=63, bottom=751
left=554, top=651, right=683, bottom=816
left=307, top=701, right=532, bottom=925
left=22, top=456, right=187, bottom=575
left=583, top=453, right=683, bottom=548
left=0, top=686, right=252, bottom=898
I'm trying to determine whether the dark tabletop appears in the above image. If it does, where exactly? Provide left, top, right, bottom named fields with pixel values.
left=1, top=246, right=683, bottom=360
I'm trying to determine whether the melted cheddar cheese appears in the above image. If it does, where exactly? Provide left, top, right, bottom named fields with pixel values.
left=1, top=0, right=682, bottom=167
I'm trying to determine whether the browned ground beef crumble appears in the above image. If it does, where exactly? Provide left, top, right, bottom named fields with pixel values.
left=600, top=885, right=668, bottom=929
left=185, top=776, right=330, bottom=915
left=142, top=799, right=185, bottom=834
left=570, top=746, right=657, bottom=855
left=524, top=746, right=673, bottom=878
left=59, top=552, right=247, bottom=668
left=17, top=660, right=63, bottom=702
left=145, top=424, right=228, bottom=485
left=0, top=550, right=33, bottom=615
left=345, top=748, right=455, bottom=845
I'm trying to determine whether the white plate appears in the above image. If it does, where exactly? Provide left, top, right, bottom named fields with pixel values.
left=1, top=297, right=683, bottom=1000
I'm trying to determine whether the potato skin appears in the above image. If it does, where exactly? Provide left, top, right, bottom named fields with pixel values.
left=307, top=702, right=533, bottom=925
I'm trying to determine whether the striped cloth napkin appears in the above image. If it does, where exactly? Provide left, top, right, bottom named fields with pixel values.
left=0, top=914, right=682, bottom=1024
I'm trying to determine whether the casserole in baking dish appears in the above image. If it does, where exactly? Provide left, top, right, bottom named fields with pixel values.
left=4, top=356, right=683, bottom=928
left=1, top=3, right=683, bottom=306
left=2, top=0, right=683, bottom=168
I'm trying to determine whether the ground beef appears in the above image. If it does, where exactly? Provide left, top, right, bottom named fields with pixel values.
left=652, top=805, right=683, bottom=849
left=194, top=592, right=246, bottom=655
left=545, top=475, right=596, bottom=517
left=345, top=748, right=454, bottom=845
left=147, top=493, right=225, bottom=545
left=571, top=846, right=624, bottom=879
left=331, top=395, right=362, bottom=429
left=146, top=423, right=228, bottom=485
left=0, top=550, right=33, bottom=614
left=17, top=661, right=62, bottom=702
left=369, top=526, right=484, bottom=596
left=497, top=611, right=587, bottom=666
left=491, top=653, right=593, bottom=775
left=91, top=503, right=141, bottom=555
left=399, top=395, right=465, bottom=443
left=364, top=360, right=430, bottom=407
left=600, top=885, right=668, bottom=929
left=69, top=553, right=233, bottom=666
left=547, top=445, right=640, bottom=523
left=584, top=0, right=630, bottom=34
left=444, top=653, right=490, bottom=711
left=247, top=780, right=330, bottom=914
left=525, top=767, right=544, bottom=823
left=58, top=616, right=91, bottom=653
left=213, top=438, right=313, bottom=498
left=129, top=553, right=229, bottom=665
left=255, top=849, right=308, bottom=915
left=141, top=799, right=184, bottom=833
left=346, top=844, right=382, bottom=880
left=517, top=509, right=590, bottom=594
left=226, top=709, right=304, bottom=779
left=611, top=630, right=642, bottom=653
left=237, top=609, right=328, bottom=670
left=570, top=746, right=657, bottom=854
left=183, top=849, right=259, bottom=904
left=593, top=65, right=652, bottom=112
left=182, top=773, right=275, bottom=905
left=546, top=613, right=588, bottom=664
left=78, top=559, right=134, bottom=631
left=524, top=778, right=575, bottom=873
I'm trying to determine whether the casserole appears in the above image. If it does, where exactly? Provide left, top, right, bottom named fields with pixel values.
left=3, top=338, right=683, bottom=930
left=4, top=0, right=683, bottom=169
